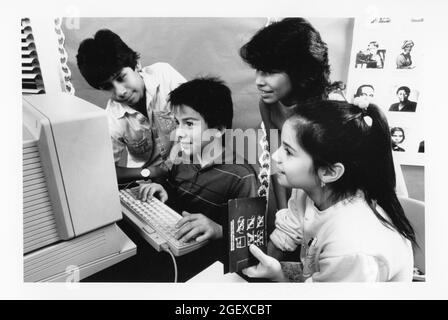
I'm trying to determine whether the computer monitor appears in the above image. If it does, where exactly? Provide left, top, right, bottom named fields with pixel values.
left=23, top=93, right=135, bottom=281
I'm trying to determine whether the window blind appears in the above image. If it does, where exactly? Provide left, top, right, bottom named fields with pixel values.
left=21, top=18, right=45, bottom=94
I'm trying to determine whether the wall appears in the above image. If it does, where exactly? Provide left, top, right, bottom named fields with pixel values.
left=63, top=17, right=354, bottom=130
left=402, top=165, right=425, bottom=202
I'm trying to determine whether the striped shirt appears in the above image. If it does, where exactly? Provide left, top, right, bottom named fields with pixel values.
left=165, top=148, right=259, bottom=226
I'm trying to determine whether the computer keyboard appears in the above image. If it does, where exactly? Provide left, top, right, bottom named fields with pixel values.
left=119, top=187, right=208, bottom=256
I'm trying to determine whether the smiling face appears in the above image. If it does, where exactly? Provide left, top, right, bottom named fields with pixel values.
left=254, top=70, right=294, bottom=105
left=271, top=119, right=319, bottom=191
left=100, top=67, right=145, bottom=108
left=173, top=104, right=210, bottom=158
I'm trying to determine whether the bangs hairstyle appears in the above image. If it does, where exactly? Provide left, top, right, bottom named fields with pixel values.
left=239, top=18, right=332, bottom=100
left=168, top=77, right=233, bottom=129
left=288, top=100, right=415, bottom=243
left=76, top=29, right=140, bottom=89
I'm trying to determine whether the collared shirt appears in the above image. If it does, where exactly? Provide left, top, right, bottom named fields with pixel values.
left=106, top=62, right=186, bottom=167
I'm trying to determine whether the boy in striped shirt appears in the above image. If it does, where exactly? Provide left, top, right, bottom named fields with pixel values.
left=139, top=77, right=259, bottom=245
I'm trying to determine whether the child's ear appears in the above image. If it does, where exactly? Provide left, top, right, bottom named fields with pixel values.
left=318, top=163, right=345, bottom=185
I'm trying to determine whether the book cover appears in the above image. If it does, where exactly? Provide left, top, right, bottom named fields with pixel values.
left=225, top=197, right=267, bottom=273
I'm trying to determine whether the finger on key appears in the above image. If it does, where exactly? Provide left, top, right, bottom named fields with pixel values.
left=175, top=222, right=193, bottom=240
left=175, top=212, right=192, bottom=228
left=138, top=183, right=149, bottom=201
left=159, top=190, right=168, bottom=203
left=180, top=227, right=201, bottom=243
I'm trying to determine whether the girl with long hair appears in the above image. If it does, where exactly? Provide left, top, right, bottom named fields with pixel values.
left=243, top=100, right=415, bottom=282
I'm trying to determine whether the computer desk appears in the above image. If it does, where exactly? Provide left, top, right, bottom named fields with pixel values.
left=187, top=261, right=247, bottom=283
left=82, top=219, right=224, bottom=282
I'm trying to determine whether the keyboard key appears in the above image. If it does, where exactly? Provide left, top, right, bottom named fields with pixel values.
left=119, top=187, right=208, bottom=256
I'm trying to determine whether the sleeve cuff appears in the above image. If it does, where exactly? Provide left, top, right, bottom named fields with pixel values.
left=270, top=228, right=299, bottom=252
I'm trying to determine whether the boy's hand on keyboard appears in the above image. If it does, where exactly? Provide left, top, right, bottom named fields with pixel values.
left=138, top=182, right=168, bottom=203
left=175, top=211, right=222, bottom=243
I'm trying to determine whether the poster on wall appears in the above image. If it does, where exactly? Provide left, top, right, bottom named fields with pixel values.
left=346, top=17, right=425, bottom=166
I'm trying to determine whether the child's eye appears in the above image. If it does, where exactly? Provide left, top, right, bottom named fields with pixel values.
left=115, top=71, right=127, bottom=81
left=186, top=121, right=194, bottom=127
left=285, top=148, right=292, bottom=156
left=257, top=70, right=270, bottom=76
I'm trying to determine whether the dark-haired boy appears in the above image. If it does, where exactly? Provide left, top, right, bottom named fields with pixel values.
left=76, top=29, right=186, bottom=183
left=139, top=77, right=259, bottom=252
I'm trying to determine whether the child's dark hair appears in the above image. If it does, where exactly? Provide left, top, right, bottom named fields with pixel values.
left=240, top=18, right=341, bottom=101
left=168, top=77, right=233, bottom=129
left=76, top=29, right=140, bottom=89
left=288, top=100, right=415, bottom=243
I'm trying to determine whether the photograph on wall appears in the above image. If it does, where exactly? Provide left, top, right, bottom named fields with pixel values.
left=347, top=17, right=424, bottom=166
left=355, top=40, right=386, bottom=69
left=395, top=40, right=416, bottom=69
left=388, top=123, right=424, bottom=163
left=351, top=83, right=376, bottom=104
left=390, top=126, right=407, bottom=152
left=388, top=85, right=419, bottom=113
left=389, top=125, right=423, bottom=154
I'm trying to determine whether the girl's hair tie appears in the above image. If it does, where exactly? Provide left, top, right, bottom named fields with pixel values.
left=352, top=97, right=372, bottom=126
left=353, top=96, right=369, bottom=110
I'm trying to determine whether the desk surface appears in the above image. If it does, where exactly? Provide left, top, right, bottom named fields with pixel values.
left=187, top=261, right=247, bottom=283
left=82, top=219, right=223, bottom=282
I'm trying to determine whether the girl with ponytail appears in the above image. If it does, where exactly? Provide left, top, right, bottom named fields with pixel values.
left=242, top=99, right=415, bottom=282
left=239, top=17, right=408, bottom=239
